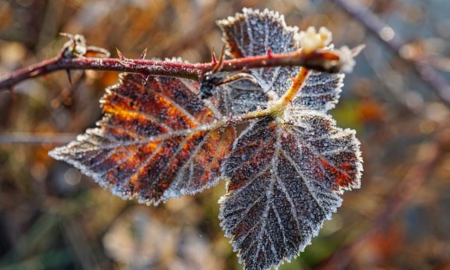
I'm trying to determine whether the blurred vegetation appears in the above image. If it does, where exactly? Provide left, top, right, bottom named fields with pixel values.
left=1, top=0, right=450, bottom=269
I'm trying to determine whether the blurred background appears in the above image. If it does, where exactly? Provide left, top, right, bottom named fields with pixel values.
left=1, top=0, right=450, bottom=269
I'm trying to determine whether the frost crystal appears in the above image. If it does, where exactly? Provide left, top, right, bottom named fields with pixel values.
left=338, top=46, right=356, bottom=73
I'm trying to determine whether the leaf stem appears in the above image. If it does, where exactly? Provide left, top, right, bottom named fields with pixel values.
left=232, top=67, right=310, bottom=122
left=278, top=67, right=310, bottom=107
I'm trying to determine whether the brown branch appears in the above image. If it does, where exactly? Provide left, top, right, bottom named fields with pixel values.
left=0, top=46, right=343, bottom=91
left=331, top=0, right=450, bottom=107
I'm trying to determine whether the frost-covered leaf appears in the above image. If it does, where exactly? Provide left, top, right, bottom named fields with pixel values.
left=50, top=73, right=235, bottom=205
left=217, top=8, right=343, bottom=112
left=220, top=111, right=362, bottom=270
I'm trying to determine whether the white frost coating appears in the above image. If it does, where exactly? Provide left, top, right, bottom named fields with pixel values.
left=219, top=110, right=362, bottom=270
left=217, top=8, right=345, bottom=114
left=217, top=8, right=300, bottom=98
left=50, top=72, right=234, bottom=206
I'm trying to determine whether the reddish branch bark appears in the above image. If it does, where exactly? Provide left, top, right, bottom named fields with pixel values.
left=0, top=47, right=341, bottom=91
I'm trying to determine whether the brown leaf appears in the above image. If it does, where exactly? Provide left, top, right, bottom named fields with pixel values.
left=50, top=73, right=235, bottom=205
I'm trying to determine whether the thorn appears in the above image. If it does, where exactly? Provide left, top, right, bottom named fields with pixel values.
left=289, top=77, right=296, bottom=83
left=266, top=47, right=273, bottom=58
left=218, top=44, right=225, bottom=64
left=211, top=46, right=217, bottom=65
left=140, top=48, right=148, bottom=59
left=116, top=48, right=125, bottom=60
left=66, top=69, right=73, bottom=88
left=212, top=45, right=226, bottom=73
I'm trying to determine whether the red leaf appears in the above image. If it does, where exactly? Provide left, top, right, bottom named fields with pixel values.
left=50, top=73, right=235, bottom=205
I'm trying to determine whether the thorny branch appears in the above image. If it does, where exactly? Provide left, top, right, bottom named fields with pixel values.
left=0, top=33, right=356, bottom=91
left=331, top=0, right=450, bottom=107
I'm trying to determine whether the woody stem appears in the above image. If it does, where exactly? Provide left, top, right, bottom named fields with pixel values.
left=0, top=48, right=338, bottom=91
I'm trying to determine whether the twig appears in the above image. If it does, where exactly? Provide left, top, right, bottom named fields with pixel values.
left=0, top=42, right=344, bottom=91
left=330, top=0, right=450, bottom=106
left=0, top=133, right=77, bottom=145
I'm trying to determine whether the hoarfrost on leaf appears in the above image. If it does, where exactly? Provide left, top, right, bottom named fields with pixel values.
left=50, top=73, right=235, bottom=205
left=219, top=111, right=361, bottom=270
left=217, top=8, right=345, bottom=113
left=217, top=8, right=300, bottom=98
